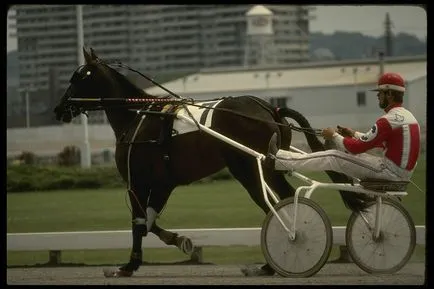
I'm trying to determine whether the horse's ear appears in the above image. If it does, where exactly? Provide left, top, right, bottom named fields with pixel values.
left=83, top=47, right=93, bottom=64
left=90, top=47, right=98, bottom=60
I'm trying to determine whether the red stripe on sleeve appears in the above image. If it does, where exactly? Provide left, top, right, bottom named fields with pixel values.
left=384, top=127, right=403, bottom=166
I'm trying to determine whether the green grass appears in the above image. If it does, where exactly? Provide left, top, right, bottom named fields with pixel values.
left=7, top=156, right=426, bottom=266
left=7, top=172, right=426, bottom=233
left=7, top=182, right=267, bottom=233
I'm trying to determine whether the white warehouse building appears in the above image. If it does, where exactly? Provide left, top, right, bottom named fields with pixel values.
left=7, top=55, right=426, bottom=160
left=146, top=55, right=427, bottom=133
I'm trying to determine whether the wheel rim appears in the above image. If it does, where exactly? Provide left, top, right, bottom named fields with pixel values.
left=347, top=201, right=415, bottom=273
left=262, top=198, right=332, bottom=277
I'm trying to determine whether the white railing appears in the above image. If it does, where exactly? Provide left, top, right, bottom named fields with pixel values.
left=7, top=226, right=425, bottom=264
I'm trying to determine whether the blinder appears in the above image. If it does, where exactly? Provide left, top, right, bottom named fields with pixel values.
left=69, top=70, right=82, bottom=84
left=69, top=65, right=91, bottom=84
left=60, top=59, right=145, bottom=118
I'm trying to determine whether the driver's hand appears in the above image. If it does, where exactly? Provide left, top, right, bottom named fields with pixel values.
left=321, top=127, right=336, bottom=140
left=337, top=125, right=355, bottom=137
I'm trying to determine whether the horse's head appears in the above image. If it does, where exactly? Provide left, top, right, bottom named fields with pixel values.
left=54, top=47, right=122, bottom=123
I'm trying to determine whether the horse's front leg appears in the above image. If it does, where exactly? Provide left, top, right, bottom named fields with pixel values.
left=148, top=184, right=194, bottom=256
left=104, top=187, right=149, bottom=278
left=151, top=223, right=194, bottom=255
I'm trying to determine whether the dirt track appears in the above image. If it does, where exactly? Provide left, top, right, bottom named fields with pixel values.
left=7, top=262, right=426, bottom=285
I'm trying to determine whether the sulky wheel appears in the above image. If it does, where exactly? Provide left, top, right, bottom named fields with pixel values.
left=346, top=199, right=416, bottom=274
left=261, top=197, right=333, bottom=277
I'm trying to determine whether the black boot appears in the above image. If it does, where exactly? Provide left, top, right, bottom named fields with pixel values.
left=268, top=132, right=278, bottom=155
left=264, top=133, right=278, bottom=169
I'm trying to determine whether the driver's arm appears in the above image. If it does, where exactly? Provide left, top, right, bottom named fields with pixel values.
left=333, top=118, right=390, bottom=154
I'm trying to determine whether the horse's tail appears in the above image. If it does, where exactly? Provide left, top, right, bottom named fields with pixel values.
left=275, top=107, right=324, bottom=152
left=276, top=107, right=371, bottom=213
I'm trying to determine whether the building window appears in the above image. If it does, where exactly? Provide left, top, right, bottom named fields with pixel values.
left=270, top=97, right=288, bottom=108
left=357, top=91, right=366, bottom=106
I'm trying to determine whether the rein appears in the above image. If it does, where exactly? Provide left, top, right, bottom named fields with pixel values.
left=106, top=61, right=202, bottom=129
left=68, top=97, right=322, bottom=136
left=68, top=60, right=323, bottom=137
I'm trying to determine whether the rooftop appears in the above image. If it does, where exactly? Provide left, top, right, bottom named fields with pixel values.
left=246, top=5, right=273, bottom=16
left=145, top=55, right=426, bottom=96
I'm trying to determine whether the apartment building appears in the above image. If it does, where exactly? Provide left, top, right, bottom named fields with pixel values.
left=11, top=4, right=314, bottom=124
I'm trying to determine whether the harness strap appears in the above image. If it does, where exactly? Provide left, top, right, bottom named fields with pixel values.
left=71, top=95, right=323, bottom=137
left=289, top=124, right=323, bottom=136
left=125, top=104, right=154, bottom=221
left=158, top=106, right=177, bottom=151
left=96, top=59, right=324, bottom=136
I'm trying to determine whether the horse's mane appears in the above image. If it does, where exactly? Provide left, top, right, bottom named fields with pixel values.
left=100, top=61, right=157, bottom=99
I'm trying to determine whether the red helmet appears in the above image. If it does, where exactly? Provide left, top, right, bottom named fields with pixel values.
left=371, top=72, right=405, bottom=92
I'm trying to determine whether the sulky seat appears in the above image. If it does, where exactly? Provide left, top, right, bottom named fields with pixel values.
left=360, top=178, right=409, bottom=192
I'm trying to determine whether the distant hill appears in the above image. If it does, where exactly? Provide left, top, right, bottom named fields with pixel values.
left=309, top=31, right=426, bottom=60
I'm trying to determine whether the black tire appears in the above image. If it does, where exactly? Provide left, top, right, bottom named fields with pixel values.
left=346, top=199, right=416, bottom=274
left=261, top=197, right=333, bottom=277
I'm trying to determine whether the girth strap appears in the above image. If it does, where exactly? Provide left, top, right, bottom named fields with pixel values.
left=158, top=104, right=178, bottom=149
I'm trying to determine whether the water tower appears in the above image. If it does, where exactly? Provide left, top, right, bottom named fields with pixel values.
left=244, top=5, right=276, bottom=67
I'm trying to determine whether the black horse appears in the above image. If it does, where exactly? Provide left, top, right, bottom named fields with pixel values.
left=54, top=47, right=369, bottom=277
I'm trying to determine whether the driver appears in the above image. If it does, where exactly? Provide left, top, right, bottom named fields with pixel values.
left=265, top=72, right=421, bottom=182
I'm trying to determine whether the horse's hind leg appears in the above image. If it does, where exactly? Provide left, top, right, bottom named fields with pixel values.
left=226, top=155, right=296, bottom=277
left=225, top=158, right=275, bottom=276
left=225, top=154, right=295, bottom=214
left=265, top=170, right=296, bottom=200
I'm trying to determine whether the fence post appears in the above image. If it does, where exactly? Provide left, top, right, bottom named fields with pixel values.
left=330, top=245, right=352, bottom=263
left=48, top=250, right=62, bottom=265
left=189, top=247, right=203, bottom=263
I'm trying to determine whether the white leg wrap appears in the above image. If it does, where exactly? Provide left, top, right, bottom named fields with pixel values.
left=146, top=207, right=158, bottom=232
left=134, top=218, right=147, bottom=225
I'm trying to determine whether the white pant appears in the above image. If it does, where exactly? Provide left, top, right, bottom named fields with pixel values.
left=275, top=149, right=410, bottom=181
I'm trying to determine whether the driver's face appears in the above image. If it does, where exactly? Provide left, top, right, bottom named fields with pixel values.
left=377, top=90, right=384, bottom=101
left=377, top=90, right=389, bottom=109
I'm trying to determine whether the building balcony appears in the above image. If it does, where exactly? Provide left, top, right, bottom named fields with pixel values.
left=18, top=28, right=76, bottom=37
left=85, top=15, right=131, bottom=24
left=15, top=7, right=75, bottom=19
left=87, top=25, right=130, bottom=33
left=17, top=19, right=76, bottom=31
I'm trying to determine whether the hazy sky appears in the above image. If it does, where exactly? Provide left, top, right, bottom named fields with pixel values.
left=6, top=5, right=427, bottom=52
left=310, top=5, right=426, bottom=39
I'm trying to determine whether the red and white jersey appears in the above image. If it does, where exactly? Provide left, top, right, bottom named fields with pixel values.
left=334, top=104, right=420, bottom=172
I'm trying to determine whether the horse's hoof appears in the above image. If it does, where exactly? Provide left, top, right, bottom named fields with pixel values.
left=240, top=265, right=274, bottom=277
left=103, top=268, right=133, bottom=278
left=177, top=236, right=194, bottom=255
